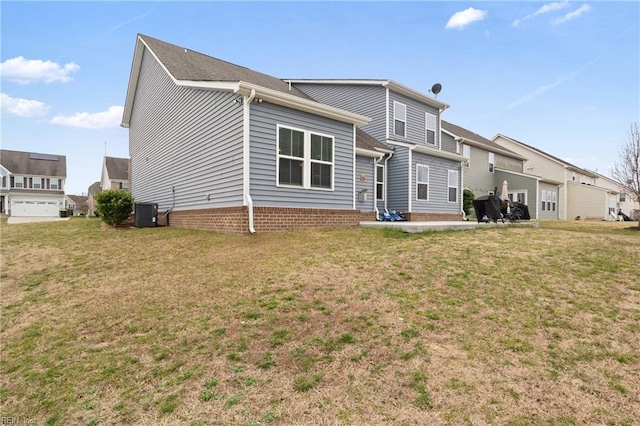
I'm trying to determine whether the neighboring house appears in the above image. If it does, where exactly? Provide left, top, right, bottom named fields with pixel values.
left=65, top=195, right=89, bottom=215
left=493, top=134, right=613, bottom=221
left=289, top=80, right=466, bottom=220
left=122, top=34, right=373, bottom=233
left=593, top=173, right=640, bottom=219
left=440, top=121, right=545, bottom=219
left=0, top=149, right=66, bottom=217
left=87, top=181, right=101, bottom=216
left=102, top=156, right=130, bottom=191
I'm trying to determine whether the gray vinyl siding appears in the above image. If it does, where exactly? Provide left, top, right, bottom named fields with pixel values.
left=412, top=152, right=461, bottom=214
left=249, top=102, right=355, bottom=209
left=355, top=155, right=376, bottom=212
left=440, top=131, right=458, bottom=154
left=293, top=84, right=387, bottom=142
left=129, top=49, right=243, bottom=211
left=462, top=145, right=496, bottom=197
left=539, top=182, right=560, bottom=220
left=386, top=147, right=410, bottom=212
left=388, top=91, right=440, bottom=148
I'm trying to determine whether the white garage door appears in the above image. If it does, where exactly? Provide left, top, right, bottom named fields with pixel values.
left=11, top=201, right=60, bottom=217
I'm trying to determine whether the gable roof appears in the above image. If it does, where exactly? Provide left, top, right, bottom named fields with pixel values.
left=0, top=149, right=67, bottom=177
left=88, top=181, right=102, bottom=196
left=494, top=133, right=599, bottom=178
left=287, top=79, right=450, bottom=112
left=105, top=156, right=129, bottom=180
left=122, top=35, right=370, bottom=127
left=67, top=195, right=89, bottom=204
left=441, top=121, right=526, bottom=161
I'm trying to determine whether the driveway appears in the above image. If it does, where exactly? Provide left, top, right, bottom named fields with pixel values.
left=7, top=217, right=71, bottom=224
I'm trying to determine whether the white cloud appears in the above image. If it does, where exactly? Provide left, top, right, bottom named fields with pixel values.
left=446, top=7, right=487, bottom=30
left=50, top=106, right=124, bottom=129
left=0, top=56, right=79, bottom=85
left=552, top=4, right=591, bottom=25
left=0, top=92, right=50, bottom=117
left=512, top=1, right=569, bottom=27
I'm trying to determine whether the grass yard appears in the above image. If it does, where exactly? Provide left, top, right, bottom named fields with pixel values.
left=1, top=218, right=639, bottom=425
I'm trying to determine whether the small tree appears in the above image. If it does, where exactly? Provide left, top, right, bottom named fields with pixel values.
left=611, top=123, right=640, bottom=227
left=463, top=189, right=475, bottom=217
left=95, top=190, right=134, bottom=226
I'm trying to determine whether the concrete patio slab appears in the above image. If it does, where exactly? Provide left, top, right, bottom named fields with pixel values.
left=360, top=220, right=538, bottom=233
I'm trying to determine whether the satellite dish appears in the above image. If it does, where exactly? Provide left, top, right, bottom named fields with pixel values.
left=430, top=83, right=442, bottom=96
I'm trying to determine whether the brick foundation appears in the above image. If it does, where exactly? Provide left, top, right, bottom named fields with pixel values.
left=406, top=212, right=464, bottom=222
left=166, top=206, right=361, bottom=234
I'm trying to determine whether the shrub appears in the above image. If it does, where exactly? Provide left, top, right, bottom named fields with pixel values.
left=463, top=189, right=475, bottom=216
left=95, top=190, right=134, bottom=226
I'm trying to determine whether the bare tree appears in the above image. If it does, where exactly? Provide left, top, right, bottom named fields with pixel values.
left=611, top=122, right=640, bottom=227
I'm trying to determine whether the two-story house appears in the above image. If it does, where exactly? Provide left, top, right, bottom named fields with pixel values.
left=440, top=121, right=544, bottom=218
left=122, top=34, right=376, bottom=233
left=101, top=156, right=130, bottom=191
left=289, top=80, right=466, bottom=221
left=493, top=134, right=613, bottom=221
left=0, top=149, right=67, bottom=217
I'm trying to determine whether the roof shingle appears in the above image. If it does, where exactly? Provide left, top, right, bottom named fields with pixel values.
left=105, top=156, right=129, bottom=181
left=0, top=149, right=67, bottom=177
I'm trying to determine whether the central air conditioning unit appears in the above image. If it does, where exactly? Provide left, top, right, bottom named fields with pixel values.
left=134, top=202, right=158, bottom=227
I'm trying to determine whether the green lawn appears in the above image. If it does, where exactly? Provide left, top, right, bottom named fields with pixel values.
left=1, top=218, right=638, bottom=425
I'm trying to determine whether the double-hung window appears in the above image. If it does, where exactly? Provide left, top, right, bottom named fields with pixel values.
left=393, top=102, right=406, bottom=137
left=278, top=126, right=334, bottom=190
left=551, top=191, right=557, bottom=211
left=310, top=134, right=333, bottom=189
left=488, top=152, right=495, bottom=173
left=541, top=190, right=547, bottom=211
left=416, top=164, right=429, bottom=200
left=14, top=176, right=24, bottom=188
left=425, top=113, right=437, bottom=145
left=448, top=170, right=458, bottom=203
left=50, top=179, right=59, bottom=190
left=620, top=193, right=626, bottom=202
left=33, top=177, right=42, bottom=189
left=376, top=165, right=384, bottom=200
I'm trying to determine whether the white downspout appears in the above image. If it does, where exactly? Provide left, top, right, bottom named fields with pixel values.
left=244, top=89, right=256, bottom=233
left=384, top=151, right=393, bottom=212
left=373, top=158, right=379, bottom=218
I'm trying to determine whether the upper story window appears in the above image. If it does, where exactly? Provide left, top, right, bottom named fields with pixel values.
left=277, top=125, right=334, bottom=190
left=488, top=152, right=495, bottom=173
left=416, top=164, right=429, bottom=201
left=1, top=175, right=6, bottom=188
left=393, top=102, right=406, bottom=137
left=50, top=179, right=59, bottom=190
left=448, top=170, right=458, bottom=203
left=376, top=165, right=384, bottom=200
left=33, top=177, right=42, bottom=189
left=620, top=193, right=626, bottom=202
left=13, top=176, right=24, bottom=188
left=425, top=113, right=436, bottom=145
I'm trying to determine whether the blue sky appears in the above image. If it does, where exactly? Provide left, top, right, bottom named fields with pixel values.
left=2, top=1, right=638, bottom=195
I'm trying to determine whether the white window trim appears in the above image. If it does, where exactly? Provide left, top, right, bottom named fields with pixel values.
left=541, top=190, right=547, bottom=211
left=33, top=177, right=42, bottom=189
left=376, top=164, right=384, bottom=201
left=508, top=190, right=528, bottom=205
left=50, top=178, right=59, bottom=190
left=447, top=170, right=458, bottom=203
left=488, top=152, right=495, bottom=173
left=425, top=112, right=436, bottom=146
left=393, top=101, right=406, bottom=138
left=276, top=124, right=335, bottom=191
left=416, top=163, right=429, bottom=201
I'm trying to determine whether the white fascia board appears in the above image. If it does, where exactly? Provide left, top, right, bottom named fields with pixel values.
left=237, top=82, right=370, bottom=126
left=356, top=148, right=385, bottom=158
left=121, top=36, right=147, bottom=128
left=177, top=80, right=240, bottom=92
left=385, top=81, right=450, bottom=112
left=0, top=164, right=12, bottom=175
left=442, top=128, right=457, bottom=138
left=411, top=145, right=466, bottom=162
left=494, top=167, right=540, bottom=181
left=454, top=136, right=527, bottom=161
left=285, top=79, right=390, bottom=86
